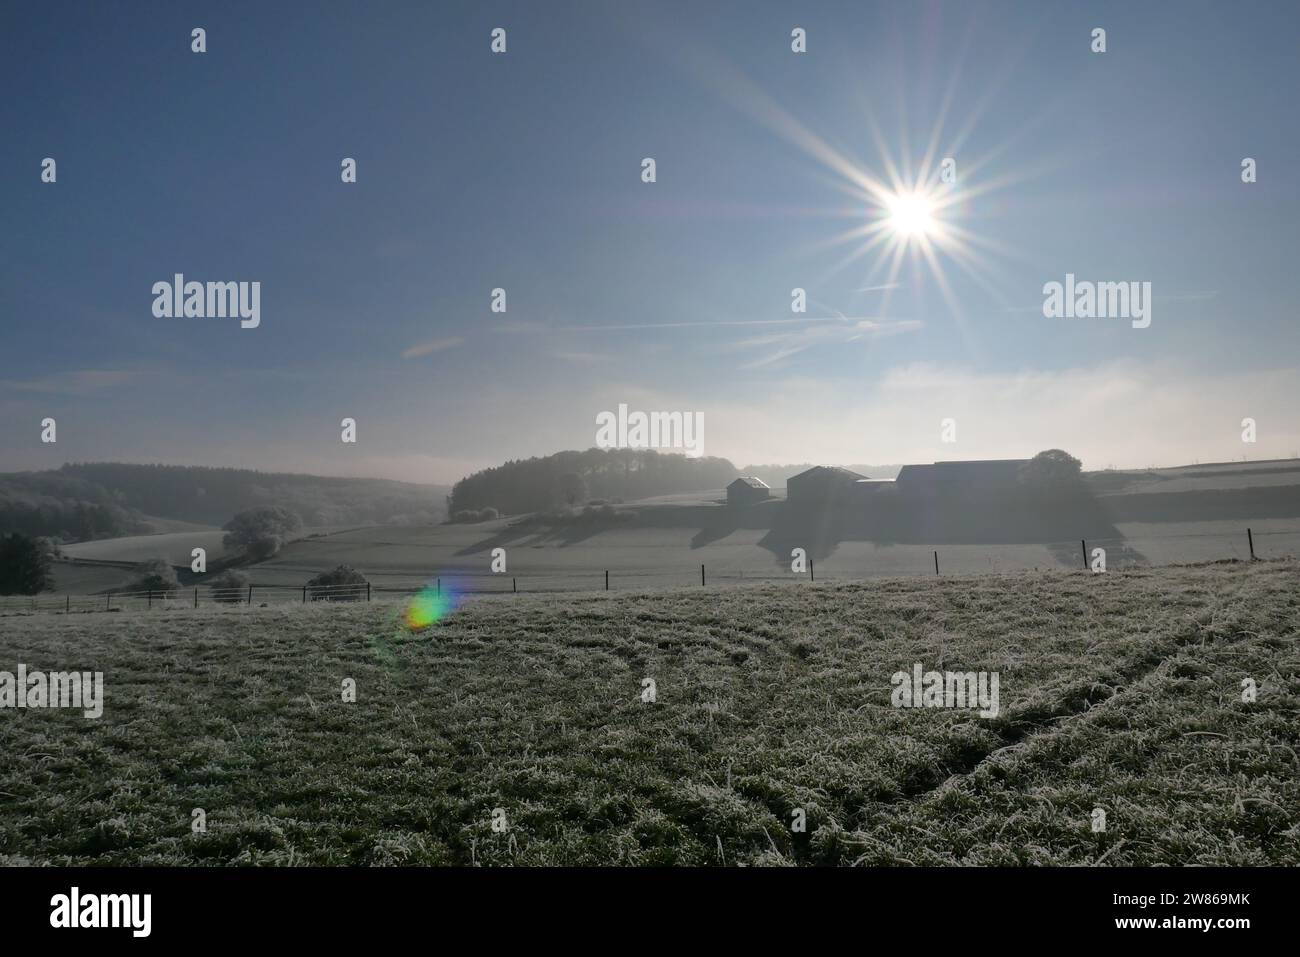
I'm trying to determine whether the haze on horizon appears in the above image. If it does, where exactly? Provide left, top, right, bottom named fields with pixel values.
left=3, top=1, right=1298, bottom=487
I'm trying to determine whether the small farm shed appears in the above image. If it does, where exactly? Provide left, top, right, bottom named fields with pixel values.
left=727, top=476, right=771, bottom=506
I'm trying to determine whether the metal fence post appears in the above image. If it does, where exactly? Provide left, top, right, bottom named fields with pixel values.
left=247, top=584, right=253, bottom=605
left=934, top=550, right=940, bottom=575
left=809, top=558, right=815, bottom=582
left=147, top=590, right=153, bottom=609
left=1248, top=527, right=1256, bottom=560
left=194, top=587, right=198, bottom=608
left=605, top=570, right=609, bottom=591
left=1081, top=539, right=1088, bottom=569
left=367, top=582, right=372, bottom=602
left=701, top=563, right=705, bottom=586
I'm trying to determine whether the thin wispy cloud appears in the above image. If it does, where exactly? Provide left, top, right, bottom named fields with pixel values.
left=551, top=351, right=614, bottom=363
left=401, top=337, right=464, bottom=359
left=556, top=315, right=911, bottom=332
left=0, top=369, right=144, bottom=396
left=728, top=318, right=925, bottom=369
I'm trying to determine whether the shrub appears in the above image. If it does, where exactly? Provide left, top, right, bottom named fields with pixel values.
left=222, top=506, right=302, bottom=560
left=305, top=564, right=369, bottom=601
left=207, top=568, right=250, bottom=604
left=130, top=558, right=179, bottom=594
left=451, top=507, right=499, bottom=524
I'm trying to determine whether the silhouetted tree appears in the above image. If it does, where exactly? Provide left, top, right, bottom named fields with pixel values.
left=222, top=506, right=302, bottom=559
left=557, top=472, right=588, bottom=506
left=0, top=533, right=54, bottom=595
left=1019, top=449, right=1084, bottom=491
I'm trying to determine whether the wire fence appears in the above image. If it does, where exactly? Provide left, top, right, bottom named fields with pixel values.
left=0, top=526, right=1295, bottom=617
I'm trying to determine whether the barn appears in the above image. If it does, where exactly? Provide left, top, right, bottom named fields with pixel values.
left=786, top=466, right=867, bottom=507
left=896, top=459, right=1028, bottom=498
left=727, top=476, right=771, bottom=507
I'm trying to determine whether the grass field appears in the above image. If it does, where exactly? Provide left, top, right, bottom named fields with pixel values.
left=1, top=560, right=1296, bottom=865
left=219, top=515, right=1300, bottom=594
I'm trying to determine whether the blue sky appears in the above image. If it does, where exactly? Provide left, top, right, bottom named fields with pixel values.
left=3, top=0, right=1298, bottom=483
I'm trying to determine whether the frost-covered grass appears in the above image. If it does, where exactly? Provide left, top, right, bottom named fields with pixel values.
left=1, top=560, right=1295, bottom=865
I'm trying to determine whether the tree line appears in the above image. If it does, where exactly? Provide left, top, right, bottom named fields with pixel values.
left=448, top=448, right=739, bottom=516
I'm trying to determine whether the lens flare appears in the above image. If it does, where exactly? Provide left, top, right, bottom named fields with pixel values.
left=404, top=580, right=463, bottom=629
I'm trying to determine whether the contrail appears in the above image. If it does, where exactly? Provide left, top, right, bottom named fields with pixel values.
left=556, top=316, right=905, bottom=332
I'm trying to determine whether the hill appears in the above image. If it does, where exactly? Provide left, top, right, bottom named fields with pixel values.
left=1, top=560, right=1294, bottom=865
left=447, top=448, right=738, bottom=515
left=0, top=463, right=449, bottom=541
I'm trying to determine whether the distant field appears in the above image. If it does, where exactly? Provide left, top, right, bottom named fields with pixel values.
left=228, top=514, right=1300, bottom=594
left=1092, top=458, right=1300, bottom=494
left=247, top=520, right=1069, bottom=590
left=47, top=562, right=139, bottom=595
left=0, top=561, right=1295, bottom=865
left=58, top=525, right=361, bottom=567
left=62, top=530, right=229, bottom=565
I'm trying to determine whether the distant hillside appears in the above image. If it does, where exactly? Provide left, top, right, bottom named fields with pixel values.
left=0, top=471, right=153, bottom=542
left=448, top=448, right=738, bottom=515
left=0, top=463, right=449, bottom=542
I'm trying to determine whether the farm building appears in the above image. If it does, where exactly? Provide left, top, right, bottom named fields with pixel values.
left=786, top=466, right=867, bottom=507
left=727, top=476, right=771, bottom=506
left=896, top=459, right=1028, bottom=498
left=854, top=478, right=897, bottom=494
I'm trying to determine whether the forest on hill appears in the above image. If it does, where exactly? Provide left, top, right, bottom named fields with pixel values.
left=0, top=463, right=448, bottom=542
left=448, top=448, right=739, bottom=516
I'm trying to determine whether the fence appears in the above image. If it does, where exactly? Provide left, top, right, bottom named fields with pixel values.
left=0, top=526, right=1295, bottom=617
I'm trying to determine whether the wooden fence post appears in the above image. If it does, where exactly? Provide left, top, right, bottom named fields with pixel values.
left=147, top=590, right=153, bottom=609
left=247, top=584, right=253, bottom=605
left=512, top=577, right=517, bottom=593
left=106, top=592, right=111, bottom=611
left=701, top=563, right=705, bottom=586
left=302, top=585, right=306, bottom=603
left=367, top=582, right=372, bottom=602
left=605, top=570, right=609, bottom=591
left=193, top=587, right=198, bottom=608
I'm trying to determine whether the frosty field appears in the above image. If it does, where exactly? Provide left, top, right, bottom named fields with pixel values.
left=1, top=559, right=1296, bottom=866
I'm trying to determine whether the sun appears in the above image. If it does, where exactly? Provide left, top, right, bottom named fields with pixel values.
left=886, top=190, right=936, bottom=239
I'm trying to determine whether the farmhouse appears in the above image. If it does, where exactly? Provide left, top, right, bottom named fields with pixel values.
left=727, top=476, right=771, bottom=507
left=786, top=466, right=867, bottom=507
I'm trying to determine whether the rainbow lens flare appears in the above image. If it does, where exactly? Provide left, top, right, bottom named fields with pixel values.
left=404, top=580, right=463, bottom=629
